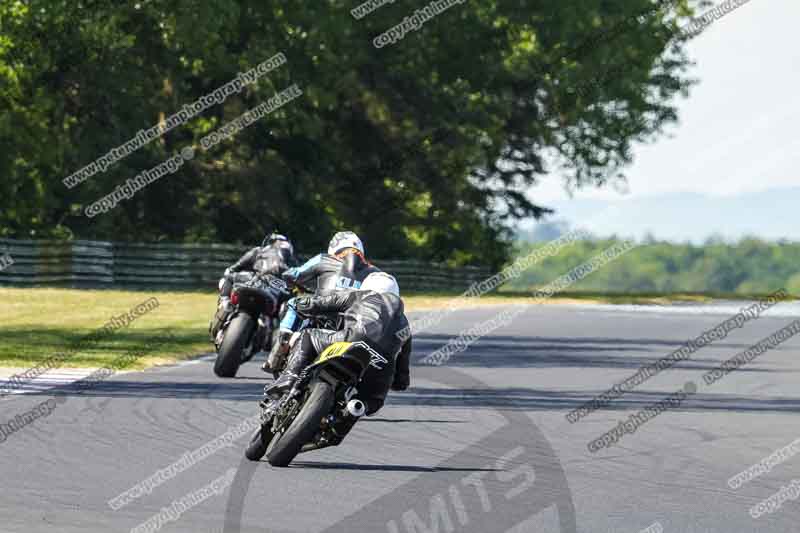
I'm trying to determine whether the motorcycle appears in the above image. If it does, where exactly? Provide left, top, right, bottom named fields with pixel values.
left=245, top=340, right=382, bottom=466
left=264, top=311, right=337, bottom=378
left=212, top=273, right=290, bottom=378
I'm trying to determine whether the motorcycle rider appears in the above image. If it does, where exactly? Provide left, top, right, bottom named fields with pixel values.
left=209, top=232, right=297, bottom=344
left=264, top=230, right=381, bottom=373
left=265, top=271, right=411, bottom=415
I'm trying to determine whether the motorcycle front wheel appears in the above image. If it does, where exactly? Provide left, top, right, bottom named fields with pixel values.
left=244, top=425, right=275, bottom=461
left=266, top=381, right=335, bottom=467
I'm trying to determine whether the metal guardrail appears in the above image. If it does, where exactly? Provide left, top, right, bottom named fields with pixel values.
left=0, top=238, right=492, bottom=292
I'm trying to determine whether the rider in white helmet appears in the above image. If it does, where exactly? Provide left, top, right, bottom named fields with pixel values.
left=265, top=269, right=411, bottom=413
left=327, top=231, right=364, bottom=257
left=265, top=231, right=381, bottom=373
left=360, top=271, right=400, bottom=296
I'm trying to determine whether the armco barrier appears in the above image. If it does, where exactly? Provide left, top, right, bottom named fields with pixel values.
left=0, top=238, right=492, bottom=291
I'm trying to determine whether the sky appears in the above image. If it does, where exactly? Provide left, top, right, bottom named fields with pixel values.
left=521, top=0, right=800, bottom=243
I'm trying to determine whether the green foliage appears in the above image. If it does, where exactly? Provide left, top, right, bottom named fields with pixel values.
left=0, top=0, right=698, bottom=267
left=503, top=237, right=800, bottom=295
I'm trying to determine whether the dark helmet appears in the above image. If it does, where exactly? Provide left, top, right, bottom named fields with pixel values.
left=263, top=232, right=293, bottom=255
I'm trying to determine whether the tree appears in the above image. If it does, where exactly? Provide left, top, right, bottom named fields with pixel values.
left=0, top=0, right=699, bottom=267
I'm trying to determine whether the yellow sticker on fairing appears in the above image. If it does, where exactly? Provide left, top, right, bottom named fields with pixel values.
left=316, top=342, right=352, bottom=363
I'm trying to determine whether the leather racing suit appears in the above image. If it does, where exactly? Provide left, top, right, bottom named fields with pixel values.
left=267, top=289, right=412, bottom=415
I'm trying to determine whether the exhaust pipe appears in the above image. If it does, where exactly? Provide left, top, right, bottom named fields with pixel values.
left=346, top=399, right=366, bottom=417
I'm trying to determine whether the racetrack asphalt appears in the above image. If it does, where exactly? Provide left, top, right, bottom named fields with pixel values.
left=1, top=302, right=799, bottom=532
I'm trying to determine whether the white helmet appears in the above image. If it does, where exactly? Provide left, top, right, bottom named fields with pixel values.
left=361, top=272, right=400, bottom=297
left=328, top=231, right=364, bottom=256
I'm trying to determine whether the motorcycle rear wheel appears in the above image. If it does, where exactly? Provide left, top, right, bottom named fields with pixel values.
left=266, top=381, right=334, bottom=467
left=214, top=314, right=255, bottom=377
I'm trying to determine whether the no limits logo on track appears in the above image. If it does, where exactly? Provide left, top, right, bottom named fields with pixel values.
left=222, top=367, right=577, bottom=533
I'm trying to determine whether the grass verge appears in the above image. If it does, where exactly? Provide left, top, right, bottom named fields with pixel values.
left=0, top=287, right=782, bottom=370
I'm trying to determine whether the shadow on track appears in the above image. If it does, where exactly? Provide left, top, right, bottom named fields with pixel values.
left=16, top=330, right=795, bottom=417
left=360, top=417, right=467, bottom=423
left=289, top=462, right=499, bottom=473
left=412, top=333, right=781, bottom=371
left=21, top=378, right=800, bottom=417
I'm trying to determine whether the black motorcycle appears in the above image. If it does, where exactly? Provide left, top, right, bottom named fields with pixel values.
left=245, top=340, right=381, bottom=466
left=212, top=274, right=290, bottom=378
left=264, top=310, right=338, bottom=378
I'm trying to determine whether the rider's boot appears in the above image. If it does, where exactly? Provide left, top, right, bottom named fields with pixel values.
left=263, top=343, right=314, bottom=399
left=262, top=330, right=291, bottom=373
left=209, top=297, right=232, bottom=342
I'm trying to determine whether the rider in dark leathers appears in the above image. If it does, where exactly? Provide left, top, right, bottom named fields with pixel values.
left=226, top=233, right=296, bottom=283
left=209, top=233, right=297, bottom=342
left=266, top=272, right=411, bottom=415
left=264, top=231, right=381, bottom=373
